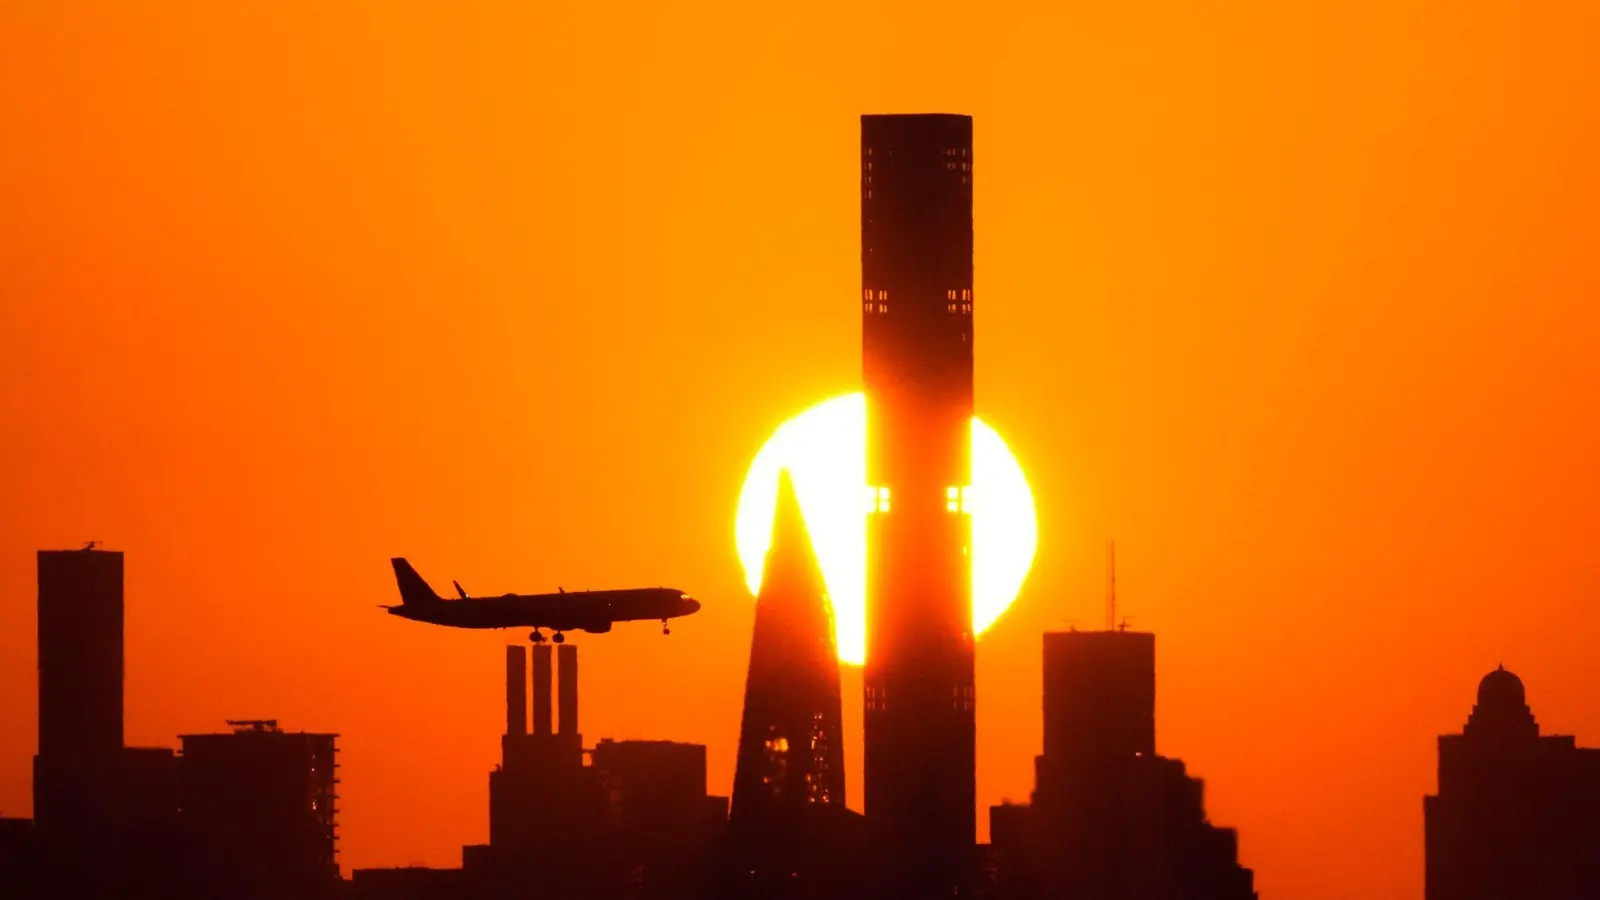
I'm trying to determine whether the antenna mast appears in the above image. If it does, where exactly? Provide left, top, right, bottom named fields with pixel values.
left=1106, top=539, right=1116, bottom=631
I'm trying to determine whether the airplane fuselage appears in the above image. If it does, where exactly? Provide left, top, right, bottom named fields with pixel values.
left=388, top=587, right=697, bottom=633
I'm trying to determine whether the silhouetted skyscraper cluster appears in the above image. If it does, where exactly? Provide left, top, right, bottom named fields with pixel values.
left=2, top=548, right=341, bottom=900
left=12, top=113, right=1600, bottom=900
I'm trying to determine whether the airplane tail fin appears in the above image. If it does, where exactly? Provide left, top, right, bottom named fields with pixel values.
left=391, top=558, right=444, bottom=605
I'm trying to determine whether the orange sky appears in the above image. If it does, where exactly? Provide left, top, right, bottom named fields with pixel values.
left=3, top=2, right=1600, bottom=897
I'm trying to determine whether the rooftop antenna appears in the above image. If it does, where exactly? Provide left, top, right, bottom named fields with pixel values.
left=82, top=540, right=101, bottom=551
left=1106, top=539, right=1116, bottom=632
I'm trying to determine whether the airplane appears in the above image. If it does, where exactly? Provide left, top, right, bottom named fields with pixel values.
left=384, top=558, right=700, bottom=644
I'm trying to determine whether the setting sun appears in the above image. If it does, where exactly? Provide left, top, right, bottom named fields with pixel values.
left=735, top=393, right=1037, bottom=665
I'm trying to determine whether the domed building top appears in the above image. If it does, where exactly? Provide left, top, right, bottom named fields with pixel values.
left=1464, top=664, right=1539, bottom=743
left=1476, top=665, right=1526, bottom=710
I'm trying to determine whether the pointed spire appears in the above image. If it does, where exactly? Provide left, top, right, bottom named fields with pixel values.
left=761, top=469, right=826, bottom=602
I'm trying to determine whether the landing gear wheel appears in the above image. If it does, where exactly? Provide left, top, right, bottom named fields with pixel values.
left=553, top=632, right=566, bottom=644
left=530, top=630, right=546, bottom=644
left=662, top=619, right=671, bottom=636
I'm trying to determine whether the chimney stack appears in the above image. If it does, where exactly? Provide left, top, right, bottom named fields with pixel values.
left=505, top=645, right=527, bottom=737
left=558, top=644, right=578, bottom=738
left=532, top=644, right=553, bottom=736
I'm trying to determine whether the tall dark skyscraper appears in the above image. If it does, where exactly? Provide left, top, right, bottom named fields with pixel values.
left=32, top=547, right=124, bottom=839
left=35, top=548, right=124, bottom=761
left=1424, top=666, right=1600, bottom=900
left=726, top=470, right=856, bottom=897
left=861, top=112, right=977, bottom=898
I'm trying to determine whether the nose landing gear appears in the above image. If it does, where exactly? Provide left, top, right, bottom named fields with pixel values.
left=661, top=618, right=671, bottom=636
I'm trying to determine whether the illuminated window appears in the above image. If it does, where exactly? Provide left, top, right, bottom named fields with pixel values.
left=864, top=303, right=873, bottom=313
left=877, top=290, right=887, bottom=301
left=870, top=486, right=891, bottom=513
left=946, top=486, right=969, bottom=513
left=863, top=288, right=872, bottom=301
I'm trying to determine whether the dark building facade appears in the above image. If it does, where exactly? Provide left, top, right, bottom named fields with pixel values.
left=990, top=629, right=1255, bottom=900
left=591, top=739, right=727, bottom=900
left=1041, top=630, right=1155, bottom=768
left=724, top=470, right=857, bottom=898
left=861, top=112, right=978, bottom=899
left=33, top=548, right=124, bottom=837
left=28, top=547, right=185, bottom=900
left=1424, top=666, right=1600, bottom=900
left=178, top=720, right=340, bottom=900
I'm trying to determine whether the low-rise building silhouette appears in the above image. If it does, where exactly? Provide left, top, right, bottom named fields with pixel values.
left=1424, top=665, right=1600, bottom=900
left=355, top=643, right=728, bottom=900
left=178, top=719, right=340, bottom=900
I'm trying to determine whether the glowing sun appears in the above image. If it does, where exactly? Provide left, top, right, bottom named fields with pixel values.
left=735, top=393, right=1037, bottom=666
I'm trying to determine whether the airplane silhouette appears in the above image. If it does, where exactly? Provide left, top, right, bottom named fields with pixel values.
left=385, top=558, right=700, bottom=643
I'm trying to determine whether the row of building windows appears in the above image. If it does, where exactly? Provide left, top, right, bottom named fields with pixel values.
left=865, top=289, right=888, bottom=301
left=865, top=303, right=888, bottom=314
left=944, top=147, right=969, bottom=157
left=945, top=161, right=972, bottom=171
left=946, top=303, right=973, bottom=314
left=863, top=486, right=974, bottom=512
left=954, top=683, right=975, bottom=711
left=945, top=289, right=973, bottom=301
left=865, top=685, right=974, bottom=712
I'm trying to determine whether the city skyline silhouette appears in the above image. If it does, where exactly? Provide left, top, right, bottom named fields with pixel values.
left=5, top=5, right=1600, bottom=898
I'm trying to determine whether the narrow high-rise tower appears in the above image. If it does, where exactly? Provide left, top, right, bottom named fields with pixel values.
left=861, top=113, right=977, bottom=898
left=33, top=547, right=125, bottom=835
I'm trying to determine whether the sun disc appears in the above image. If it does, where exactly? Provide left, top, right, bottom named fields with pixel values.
left=735, top=393, right=1036, bottom=666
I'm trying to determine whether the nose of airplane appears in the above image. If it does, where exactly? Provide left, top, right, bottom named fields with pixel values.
left=686, top=598, right=701, bottom=613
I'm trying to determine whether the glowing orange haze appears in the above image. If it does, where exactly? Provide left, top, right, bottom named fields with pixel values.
left=3, top=3, right=1599, bottom=898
